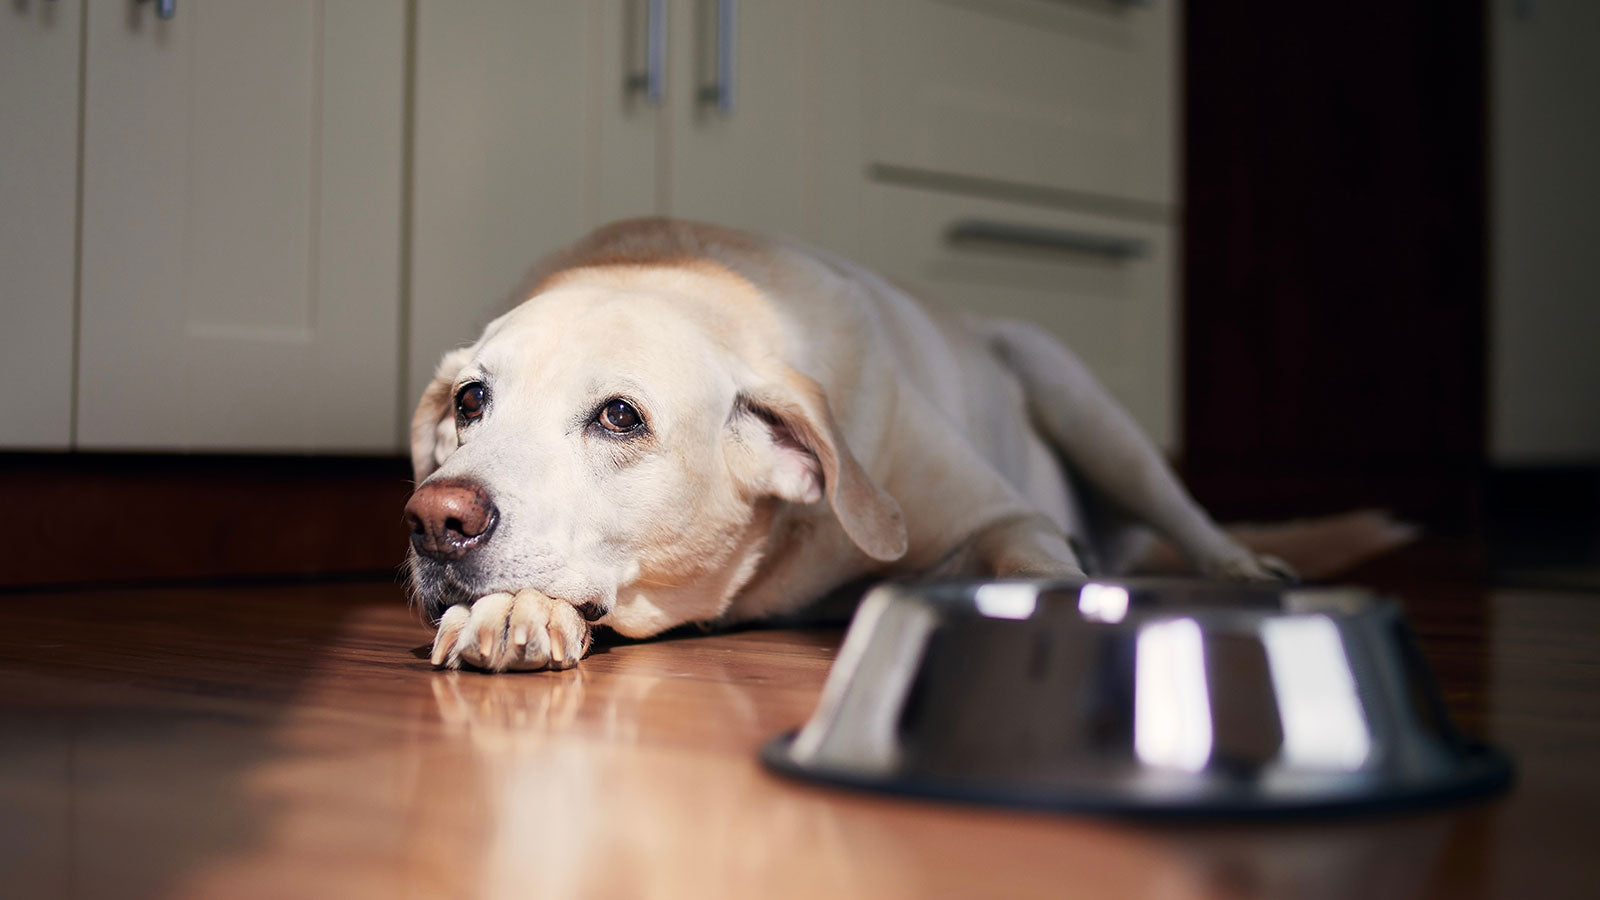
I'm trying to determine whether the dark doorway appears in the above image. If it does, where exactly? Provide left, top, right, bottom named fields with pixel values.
left=1182, top=2, right=1487, bottom=534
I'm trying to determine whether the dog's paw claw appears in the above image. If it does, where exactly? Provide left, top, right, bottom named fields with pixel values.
left=430, top=602, right=473, bottom=667
left=1255, top=553, right=1300, bottom=583
left=430, top=590, right=591, bottom=673
left=1206, top=552, right=1299, bottom=583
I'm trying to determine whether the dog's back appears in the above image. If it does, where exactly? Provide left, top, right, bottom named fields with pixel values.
left=525, top=217, right=1088, bottom=547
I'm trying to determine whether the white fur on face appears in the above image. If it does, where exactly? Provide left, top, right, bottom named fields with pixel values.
left=417, top=280, right=784, bottom=637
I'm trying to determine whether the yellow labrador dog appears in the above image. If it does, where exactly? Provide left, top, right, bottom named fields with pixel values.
left=406, top=218, right=1289, bottom=672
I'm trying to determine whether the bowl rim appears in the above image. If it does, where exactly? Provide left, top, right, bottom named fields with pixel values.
left=869, top=577, right=1403, bottom=629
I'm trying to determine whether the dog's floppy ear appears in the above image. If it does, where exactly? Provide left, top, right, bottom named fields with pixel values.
left=410, top=347, right=474, bottom=483
left=737, top=369, right=908, bottom=562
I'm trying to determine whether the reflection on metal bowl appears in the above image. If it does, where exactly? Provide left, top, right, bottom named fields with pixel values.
left=763, top=579, right=1512, bottom=818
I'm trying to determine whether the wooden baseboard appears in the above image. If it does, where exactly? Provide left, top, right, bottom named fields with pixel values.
left=5, top=450, right=1531, bottom=590
left=1485, top=465, right=1600, bottom=520
left=0, top=453, right=414, bottom=590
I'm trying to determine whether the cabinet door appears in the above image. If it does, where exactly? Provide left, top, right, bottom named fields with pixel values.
left=0, top=0, right=80, bottom=449
left=594, top=0, right=666, bottom=225
left=408, top=1, right=659, bottom=407
left=77, top=0, right=404, bottom=452
left=667, top=0, right=817, bottom=237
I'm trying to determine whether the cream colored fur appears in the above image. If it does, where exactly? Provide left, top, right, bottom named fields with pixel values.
left=410, top=219, right=1286, bottom=672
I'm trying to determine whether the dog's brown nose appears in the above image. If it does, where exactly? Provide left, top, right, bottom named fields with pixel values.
left=405, top=478, right=498, bottom=561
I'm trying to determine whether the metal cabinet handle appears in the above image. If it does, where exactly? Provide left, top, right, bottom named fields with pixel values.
left=138, top=0, right=177, bottom=20
left=697, top=0, right=736, bottom=113
left=625, top=0, right=666, bottom=105
left=946, top=219, right=1149, bottom=261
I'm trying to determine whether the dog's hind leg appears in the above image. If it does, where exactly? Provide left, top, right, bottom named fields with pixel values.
left=967, top=513, right=1088, bottom=578
left=924, top=512, right=1087, bottom=579
left=984, top=319, right=1291, bottom=581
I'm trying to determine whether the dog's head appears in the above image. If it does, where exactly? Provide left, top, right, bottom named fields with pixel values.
left=405, top=264, right=906, bottom=636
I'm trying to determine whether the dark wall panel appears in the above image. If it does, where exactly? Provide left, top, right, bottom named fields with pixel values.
left=0, top=454, right=414, bottom=590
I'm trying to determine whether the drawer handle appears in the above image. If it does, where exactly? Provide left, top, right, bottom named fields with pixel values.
left=138, top=0, right=177, bottom=20
left=946, top=219, right=1149, bottom=261
left=625, top=0, right=667, bottom=105
left=697, top=0, right=736, bottom=113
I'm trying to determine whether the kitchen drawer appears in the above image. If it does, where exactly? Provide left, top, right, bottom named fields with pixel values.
left=855, top=182, right=1177, bottom=450
left=863, top=0, right=1177, bottom=208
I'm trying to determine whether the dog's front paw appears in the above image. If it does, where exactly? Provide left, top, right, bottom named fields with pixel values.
left=1205, top=551, right=1299, bottom=583
left=430, top=589, right=592, bottom=672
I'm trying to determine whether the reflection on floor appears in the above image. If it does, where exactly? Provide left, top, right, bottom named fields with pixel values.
left=0, top=542, right=1596, bottom=899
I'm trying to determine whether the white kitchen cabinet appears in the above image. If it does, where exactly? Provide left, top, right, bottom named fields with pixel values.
left=8, top=0, right=1179, bottom=456
left=0, top=0, right=81, bottom=449
left=76, top=0, right=405, bottom=452
left=862, top=0, right=1177, bottom=209
left=409, top=0, right=1182, bottom=449
left=666, top=0, right=817, bottom=236
left=855, top=181, right=1178, bottom=451
left=808, top=0, right=1182, bottom=450
left=409, top=1, right=621, bottom=409
left=1490, top=0, right=1600, bottom=463
left=407, top=0, right=826, bottom=407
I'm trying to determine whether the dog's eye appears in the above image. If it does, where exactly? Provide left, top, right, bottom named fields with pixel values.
left=597, top=399, right=642, bottom=433
left=455, top=383, right=486, bottom=421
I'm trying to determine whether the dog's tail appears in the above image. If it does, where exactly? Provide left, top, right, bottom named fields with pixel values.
left=1131, top=509, right=1420, bottom=581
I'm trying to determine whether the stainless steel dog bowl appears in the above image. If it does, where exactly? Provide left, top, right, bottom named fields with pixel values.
left=763, top=579, right=1511, bottom=818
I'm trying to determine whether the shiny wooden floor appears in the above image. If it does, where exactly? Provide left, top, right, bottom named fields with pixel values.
left=2, top=548, right=1597, bottom=899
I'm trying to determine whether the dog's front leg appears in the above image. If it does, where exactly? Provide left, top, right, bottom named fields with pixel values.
left=430, top=590, right=592, bottom=673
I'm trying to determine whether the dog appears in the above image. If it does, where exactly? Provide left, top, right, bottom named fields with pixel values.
left=405, top=218, right=1296, bottom=673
